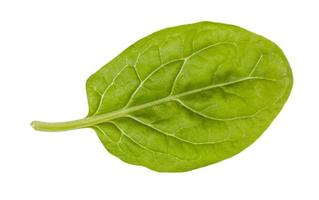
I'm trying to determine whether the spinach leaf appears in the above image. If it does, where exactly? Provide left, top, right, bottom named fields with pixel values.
left=32, top=21, right=293, bottom=172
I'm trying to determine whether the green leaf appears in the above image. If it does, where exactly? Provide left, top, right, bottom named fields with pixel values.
left=32, top=21, right=293, bottom=172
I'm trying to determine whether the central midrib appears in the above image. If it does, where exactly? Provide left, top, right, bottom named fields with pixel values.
left=82, top=76, right=268, bottom=127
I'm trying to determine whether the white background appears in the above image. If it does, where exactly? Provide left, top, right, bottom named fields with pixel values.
left=0, top=0, right=318, bottom=199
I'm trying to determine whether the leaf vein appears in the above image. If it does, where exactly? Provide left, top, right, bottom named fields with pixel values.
left=174, top=99, right=258, bottom=121
left=249, top=54, right=263, bottom=77
left=126, top=115, right=232, bottom=145
left=93, top=64, right=129, bottom=115
left=108, top=121, right=188, bottom=161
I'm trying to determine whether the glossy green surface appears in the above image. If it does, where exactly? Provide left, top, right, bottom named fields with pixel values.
left=32, top=22, right=293, bottom=172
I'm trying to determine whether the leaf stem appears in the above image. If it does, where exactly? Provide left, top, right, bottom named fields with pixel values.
left=31, top=110, right=123, bottom=131
left=31, top=118, right=93, bottom=132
